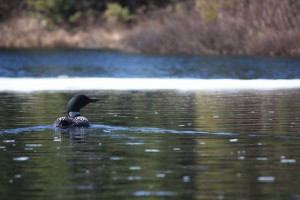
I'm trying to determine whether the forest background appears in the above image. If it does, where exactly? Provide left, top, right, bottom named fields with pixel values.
left=0, top=0, right=299, bottom=56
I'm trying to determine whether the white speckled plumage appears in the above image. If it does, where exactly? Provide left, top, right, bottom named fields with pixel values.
left=54, top=116, right=90, bottom=128
left=53, top=95, right=99, bottom=129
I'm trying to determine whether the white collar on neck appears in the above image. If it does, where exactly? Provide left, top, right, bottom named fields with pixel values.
left=69, top=112, right=81, bottom=118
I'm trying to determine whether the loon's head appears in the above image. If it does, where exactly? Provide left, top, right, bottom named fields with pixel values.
left=67, top=95, right=99, bottom=117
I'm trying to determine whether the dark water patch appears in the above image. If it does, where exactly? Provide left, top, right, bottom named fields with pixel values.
left=1, top=49, right=300, bottom=78
left=1, top=90, right=300, bottom=136
left=1, top=90, right=300, bottom=199
left=1, top=127, right=300, bottom=199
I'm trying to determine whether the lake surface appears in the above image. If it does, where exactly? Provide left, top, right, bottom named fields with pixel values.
left=1, top=48, right=300, bottom=78
left=1, top=49, right=300, bottom=199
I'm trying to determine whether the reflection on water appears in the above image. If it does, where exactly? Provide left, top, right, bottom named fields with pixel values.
left=1, top=49, right=300, bottom=78
left=1, top=90, right=300, bottom=136
left=1, top=90, right=300, bottom=199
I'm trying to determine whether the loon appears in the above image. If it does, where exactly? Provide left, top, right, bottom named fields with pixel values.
left=53, top=95, right=99, bottom=128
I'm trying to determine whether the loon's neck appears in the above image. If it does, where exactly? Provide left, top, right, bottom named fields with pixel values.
left=68, top=112, right=81, bottom=118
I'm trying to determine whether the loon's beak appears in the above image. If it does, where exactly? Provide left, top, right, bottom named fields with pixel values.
left=90, top=98, right=99, bottom=103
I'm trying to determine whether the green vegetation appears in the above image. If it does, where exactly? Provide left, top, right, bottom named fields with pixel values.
left=104, top=3, right=131, bottom=24
left=28, top=0, right=82, bottom=25
left=19, top=0, right=172, bottom=26
left=196, top=0, right=220, bottom=22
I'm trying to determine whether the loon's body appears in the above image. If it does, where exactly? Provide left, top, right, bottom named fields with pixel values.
left=53, top=95, right=99, bottom=128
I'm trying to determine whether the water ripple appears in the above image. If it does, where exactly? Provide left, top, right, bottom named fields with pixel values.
left=90, top=124, right=235, bottom=135
left=133, top=191, right=177, bottom=197
left=1, top=124, right=300, bottom=140
left=0, top=125, right=52, bottom=134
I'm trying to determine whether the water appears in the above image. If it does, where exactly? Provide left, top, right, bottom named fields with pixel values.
left=1, top=49, right=300, bottom=199
left=1, top=48, right=300, bottom=78
left=1, top=91, right=300, bottom=200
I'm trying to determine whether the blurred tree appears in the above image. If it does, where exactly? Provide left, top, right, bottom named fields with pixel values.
left=115, top=0, right=176, bottom=11
left=26, top=0, right=179, bottom=26
left=0, top=0, right=27, bottom=21
left=104, top=3, right=131, bottom=24
left=196, top=0, right=221, bottom=22
left=28, top=0, right=83, bottom=26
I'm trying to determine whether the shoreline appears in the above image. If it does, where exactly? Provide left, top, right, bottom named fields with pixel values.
left=0, top=17, right=129, bottom=51
left=1, top=12, right=300, bottom=57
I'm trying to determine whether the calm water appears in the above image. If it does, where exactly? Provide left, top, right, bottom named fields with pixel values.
left=1, top=49, right=300, bottom=199
left=1, top=90, right=300, bottom=200
left=1, top=48, right=300, bottom=78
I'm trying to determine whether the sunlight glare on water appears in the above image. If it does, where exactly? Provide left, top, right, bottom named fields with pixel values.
left=1, top=78, right=300, bottom=92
